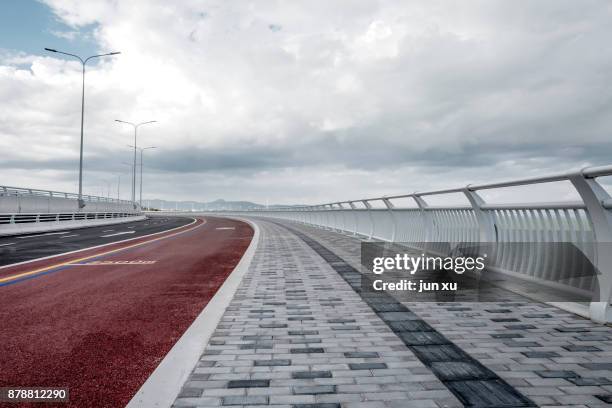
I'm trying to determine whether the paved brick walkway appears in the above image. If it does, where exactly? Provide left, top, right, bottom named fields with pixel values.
left=172, top=218, right=612, bottom=408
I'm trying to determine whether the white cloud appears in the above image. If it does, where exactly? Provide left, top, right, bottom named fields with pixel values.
left=1, top=0, right=611, bottom=204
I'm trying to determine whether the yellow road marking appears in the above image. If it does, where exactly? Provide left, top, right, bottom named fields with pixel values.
left=0, top=219, right=204, bottom=284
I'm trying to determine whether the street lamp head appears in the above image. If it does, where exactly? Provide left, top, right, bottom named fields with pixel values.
left=109, top=52, right=121, bottom=55
left=44, top=48, right=58, bottom=52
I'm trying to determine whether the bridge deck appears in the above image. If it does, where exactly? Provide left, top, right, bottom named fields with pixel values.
left=173, top=218, right=612, bottom=408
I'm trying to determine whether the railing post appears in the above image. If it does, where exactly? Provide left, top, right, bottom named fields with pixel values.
left=338, top=203, right=348, bottom=233
left=463, top=187, right=496, bottom=242
left=413, top=194, right=433, bottom=253
left=363, top=200, right=374, bottom=240
left=382, top=197, right=397, bottom=242
left=349, top=202, right=358, bottom=236
left=569, top=170, right=612, bottom=323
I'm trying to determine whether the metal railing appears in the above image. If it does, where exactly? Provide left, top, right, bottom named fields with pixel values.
left=0, top=185, right=133, bottom=205
left=222, top=165, right=612, bottom=322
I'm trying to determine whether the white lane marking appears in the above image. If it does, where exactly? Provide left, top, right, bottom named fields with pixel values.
left=17, top=231, right=71, bottom=239
left=101, top=231, right=136, bottom=238
left=60, top=234, right=79, bottom=238
left=102, top=229, right=114, bottom=232
left=127, top=226, right=135, bottom=229
left=216, top=227, right=235, bottom=230
left=0, top=242, right=16, bottom=247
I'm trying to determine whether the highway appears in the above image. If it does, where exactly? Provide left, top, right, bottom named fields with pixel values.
left=0, top=216, right=253, bottom=408
left=0, top=216, right=193, bottom=267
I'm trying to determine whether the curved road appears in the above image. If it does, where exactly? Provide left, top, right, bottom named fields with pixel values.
left=0, top=216, right=253, bottom=408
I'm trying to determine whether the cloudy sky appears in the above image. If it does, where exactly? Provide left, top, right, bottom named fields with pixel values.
left=1, top=0, right=611, bottom=205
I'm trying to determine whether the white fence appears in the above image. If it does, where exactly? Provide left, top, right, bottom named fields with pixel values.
left=0, top=185, right=143, bottom=236
left=215, top=165, right=612, bottom=322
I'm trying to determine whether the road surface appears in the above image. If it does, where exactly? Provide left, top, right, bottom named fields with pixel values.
left=0, top=216, right=253, bottom=408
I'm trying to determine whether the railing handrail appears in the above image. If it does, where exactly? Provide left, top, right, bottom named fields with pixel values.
left=268, top=164, right=612, bottom=210
left=0, top=185, right=134, bottom=205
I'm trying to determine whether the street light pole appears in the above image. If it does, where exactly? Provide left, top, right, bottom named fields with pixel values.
left=115, top=120, right=157, bottom=207
left=128, top=145, right=157, bottom=208
left=44, top=48, right=120, bottom=209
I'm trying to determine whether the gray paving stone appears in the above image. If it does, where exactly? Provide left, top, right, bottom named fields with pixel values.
left=221, top=395, right=268, bottom=405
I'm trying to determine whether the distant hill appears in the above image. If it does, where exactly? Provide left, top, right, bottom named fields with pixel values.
left=143, top=198, right=266, bottom=211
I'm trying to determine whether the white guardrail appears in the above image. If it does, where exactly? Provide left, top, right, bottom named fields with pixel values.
left=216, top=165, right=612, bottom=322
left=0, top=185, right=143, bottom=236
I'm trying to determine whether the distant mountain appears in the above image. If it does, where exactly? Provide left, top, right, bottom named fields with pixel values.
left=143, top=198, right=264, bottom=211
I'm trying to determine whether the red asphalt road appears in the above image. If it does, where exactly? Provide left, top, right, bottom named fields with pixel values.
left=0, top=216, right=253, bottom=408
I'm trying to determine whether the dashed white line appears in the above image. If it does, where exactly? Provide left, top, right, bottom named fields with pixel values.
left=101, top=231, right=136, bottom=238
left=102, top=230, right=114, bottom=232
left=60, top=234, right=79, bottom=238
left=17, top=231, right=71, bottom=239
left=0, top=242, right=16, bottom=247
left=216, top=227, right=235, bottom=230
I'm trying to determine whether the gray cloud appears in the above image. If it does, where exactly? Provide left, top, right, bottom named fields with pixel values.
left=1, top=0, right=611, bottom=204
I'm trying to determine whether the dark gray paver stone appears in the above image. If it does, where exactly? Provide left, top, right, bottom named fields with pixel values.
left=521, top=351, right=561, bottom=358
left=574, top=334, right=610, bottom=341
left=447, top=379, right=534, bottom=407
left=504, top=324, right=536, bottom=330
left=411, top=344, right=470, bottom=363
left=398, top=331, right=450, bottom=346
left=177, top=387, right=203, bottom=398
left=535, top=370, right=579, bottom=379
left=240, top=343, right=273, bottom=349
left=293, top=404, right=341, bottom=408
left=581, top=363, right=612, bottom=370
left=555, top=327, right=590, bottom=333
left=290, top=347, right=324, bottom=354
left=503, top=341, right=542, bottom=348
left=369, top=302, right=409, bottom=312
left=595, top=395, right=612, bottom=403
left=344, top=351, right=379, bottom=358
left=227, top=379, right=270, bottom=388
left=376, top=311, right=420, bottom=321
left=491, top=318, right=520, bottom=322
left=259, top=323, right=287, bottom=328
left=288, top=330, right=319, bottom=335
left=254, top=359, right=291, bottom=366
left=327, top=318, right=355, bottom=323
left=430, top=361, right=497, bottom=382
left=563, top=345, right=602, bottom=352
left=567, top=377, right=612, bottom=386
left=290, top=338, right=322, bottom=344
left=348, top=362, right=388, bottom=370
left=491, top=333, right=523, bottom=339
left=388, top=320, right=434, bottom=332
left=293, top=385, right=336, bottom=395
left=292, top=370, right=333, bottom=379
